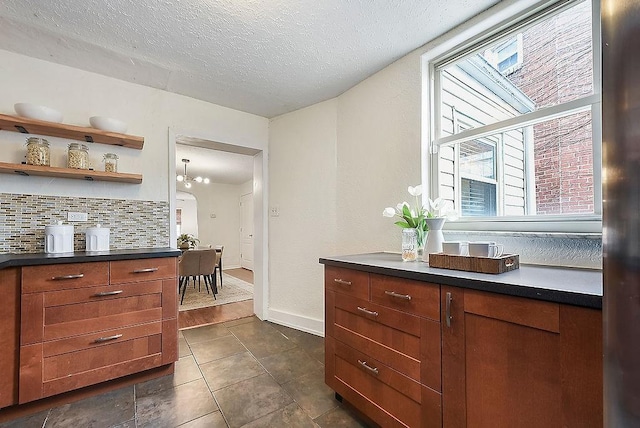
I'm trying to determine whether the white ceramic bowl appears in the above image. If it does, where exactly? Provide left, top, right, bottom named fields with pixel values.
left=14, top=103, right=63, bottom=123
left=89, top=116, right=128, bottom=134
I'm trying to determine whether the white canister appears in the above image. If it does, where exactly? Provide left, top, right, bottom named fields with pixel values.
left=44, top=221, right=74, bottom=254
left=85, top=224, right=110, bottom=252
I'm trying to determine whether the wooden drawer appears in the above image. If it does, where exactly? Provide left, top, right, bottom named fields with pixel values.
left=330, top=341, right=441, bottom=427
left=335, top=339, right=421, bottom=403
left=110, top=257, right=177, bottom=284
left=331, top=292, right=421, bottom=381
left=42, top=321, right=162, bottom=358
left=333, top=292, right=421, bottom=338
left=43, top=281, right=163, bottom=307
left=371, top=274, right=440, bottom=321
left=43, top=294, right=162, bottom=341
left=22, top=262, right=109, bottom=293
left=20, top=328, right=163, bottom=403
left=325, top=266, right=369, bottom=300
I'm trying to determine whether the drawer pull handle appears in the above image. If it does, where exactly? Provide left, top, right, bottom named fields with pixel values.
left=133, top=268, right=159, bottom=273
left=445, top=291, right=453, bottom=328
left=358, top=360, right=379, bottom=375
left=334, top=278, right=352, bottom=286
left=93, top=290, right=123, bottom=297
left=51, top=274, right=84, bottom=280
left=357, top=306, right=379, bottom=317
left=93, top=334, right=123, bottom=343
left=385, top=290, right=412, bottom=301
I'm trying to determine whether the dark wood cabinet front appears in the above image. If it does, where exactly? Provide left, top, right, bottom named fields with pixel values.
left=19, top=258, right=178, bottom=404
left=325, top=267, right=442, bottom=428
left=0, top=268, right=20, bottom=409
left=325, top=265, right=602, bottom=428
left=441, top=286, right=603, bottom=428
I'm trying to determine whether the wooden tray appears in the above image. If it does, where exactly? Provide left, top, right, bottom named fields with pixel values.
left=428, top=253, right=520, bottom=274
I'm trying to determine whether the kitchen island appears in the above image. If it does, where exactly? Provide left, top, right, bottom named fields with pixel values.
left=320, top=252, right=603, bottom=428
left=0, top=248, right=180, bottom=420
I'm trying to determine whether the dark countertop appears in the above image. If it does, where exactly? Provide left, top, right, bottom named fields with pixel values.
left=319, top=252, right=603, bottom=309
left=0, top=248, right=181, bottom=269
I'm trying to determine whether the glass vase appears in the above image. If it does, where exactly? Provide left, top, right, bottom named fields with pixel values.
left=401, top=228, right=418, bottom=261
left=422, top=218, right=446, bottom=262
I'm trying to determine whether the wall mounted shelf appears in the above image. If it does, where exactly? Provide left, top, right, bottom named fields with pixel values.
left=0, top=162, right=143, bottom=184
left=0, top=114, right=144, bottom=150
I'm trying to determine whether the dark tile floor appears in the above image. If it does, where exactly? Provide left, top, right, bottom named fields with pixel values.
left=1, top=316, right=369, bottom=428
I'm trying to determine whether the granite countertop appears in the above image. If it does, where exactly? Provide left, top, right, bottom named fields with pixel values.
left=0, top=248, right=182, bottom=269
left=319, top=252, right=603, bottom=309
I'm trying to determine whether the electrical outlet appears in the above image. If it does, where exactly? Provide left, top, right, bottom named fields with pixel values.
left=67, top=211, right=88, bottom=222
left=270, top=206, right=279, bottom=217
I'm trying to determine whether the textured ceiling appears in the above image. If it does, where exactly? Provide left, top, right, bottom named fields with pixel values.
left=0, top=0, right=500, bottom=118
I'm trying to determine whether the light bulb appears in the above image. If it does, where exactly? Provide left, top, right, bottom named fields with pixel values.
left=204, top=178, right=210, bottom=184
left=195, top=176, right=203, bottom=183
left=185, top=182, right=192, bottom=189
left=177, top=175, right=184, bottom=182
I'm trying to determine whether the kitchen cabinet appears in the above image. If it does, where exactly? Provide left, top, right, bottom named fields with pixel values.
left=325, top=266, right=442, bottom=428
left=18, top=257, right=178, bottom=404
left=0, top=113, right=144, bottom=183
left=0, top=268, right=20, bottom=408
left=441, top=286, right=603, bottom=427
left=323, top=262, right=603, bottom=428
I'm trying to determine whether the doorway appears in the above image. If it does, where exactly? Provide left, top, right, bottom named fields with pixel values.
left=240, top=192, right=254, bottom=270
left=169, top=130, right=268, bottom=322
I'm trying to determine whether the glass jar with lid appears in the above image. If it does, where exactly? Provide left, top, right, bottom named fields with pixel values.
left=67, top=143, right=89, bottom=169
left=103, top=153, right=118, bottom=173
left=25, top=137, right=50, bottom=166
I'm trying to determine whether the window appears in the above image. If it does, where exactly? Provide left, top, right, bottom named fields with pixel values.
left=428, top=0, right=600, bottom=231
left=484, top=34, right=524, bottom=75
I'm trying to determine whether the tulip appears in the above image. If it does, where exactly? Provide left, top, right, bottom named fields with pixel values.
left=408, top=185, right=422, bottom=197
left=382, top=207, right=396, bottom=218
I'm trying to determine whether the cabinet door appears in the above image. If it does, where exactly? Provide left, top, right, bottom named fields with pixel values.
left=441, top=286, right=602, bottom=428
left=0, top=268, right=20, bottom=409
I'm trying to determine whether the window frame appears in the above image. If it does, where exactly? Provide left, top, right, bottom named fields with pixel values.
left=422, top=0, right=602, bottom=234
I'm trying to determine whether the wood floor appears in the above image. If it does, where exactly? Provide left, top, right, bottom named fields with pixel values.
left=224, top=267, right=253, bottom=284
left=178, top=268, right=254, bottom=330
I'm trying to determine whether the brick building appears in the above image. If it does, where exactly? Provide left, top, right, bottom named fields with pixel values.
left=437, top=0, right=594, bottom=217
left=506, top=1, right=593, bottom=214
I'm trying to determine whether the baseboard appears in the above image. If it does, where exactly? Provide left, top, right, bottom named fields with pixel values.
left=222, top=264, right=241, bottom=270
left=267, top=308, right=324, bottom=337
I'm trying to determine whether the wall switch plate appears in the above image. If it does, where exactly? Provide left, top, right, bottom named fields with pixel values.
left=270, top=206, right=279, bottom=217
left=68, top=212, right=88, bottom=222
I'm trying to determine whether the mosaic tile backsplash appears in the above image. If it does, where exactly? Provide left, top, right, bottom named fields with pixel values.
left=0, top=193, right=170, bottom=254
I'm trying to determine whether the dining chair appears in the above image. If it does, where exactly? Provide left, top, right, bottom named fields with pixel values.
left=215, top=246, right=224, bottom=288
left=198, top=248, right=218, bottom=296
left=178, top=249, right=200, bottom=304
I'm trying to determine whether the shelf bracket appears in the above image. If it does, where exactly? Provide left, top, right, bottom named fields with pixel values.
left=15, top=125, right=28, bottom=134
left=14, top=170, right=29, bottom=176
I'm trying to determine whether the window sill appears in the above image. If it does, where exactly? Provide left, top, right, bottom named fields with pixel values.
left=443, top=230, right=602, bottom=240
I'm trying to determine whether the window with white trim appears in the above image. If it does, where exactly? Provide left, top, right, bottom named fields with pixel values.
left=429, top=0, right=600, bottom=231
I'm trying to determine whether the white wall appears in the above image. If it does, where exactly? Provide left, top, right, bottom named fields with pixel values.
left=186, top=181, right=245, bottom=268
left=336, top=53, right=423, bottom=256
left=176, top=191, right=198, bottom=237
left=268, top=99, right=338, bottom=333
left=266, top=0, right=594, bottom=334
left=0, top=49, right=269, bottom=203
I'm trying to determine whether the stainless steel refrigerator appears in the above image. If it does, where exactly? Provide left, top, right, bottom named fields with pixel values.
left=602, top=0, right=640, bottom=425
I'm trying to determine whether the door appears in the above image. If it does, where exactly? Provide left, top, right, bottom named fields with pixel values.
left=441, top=286, right=602, bottom=428
left=240, top=192, right=254, bottom=270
